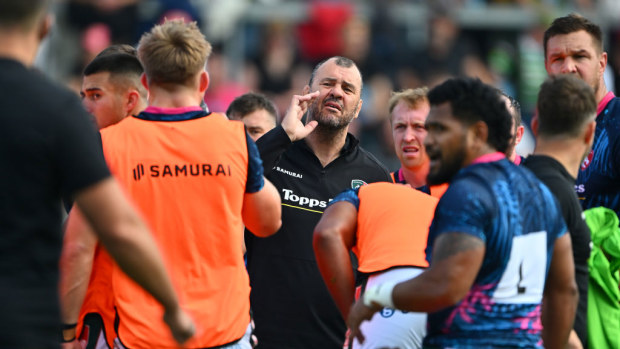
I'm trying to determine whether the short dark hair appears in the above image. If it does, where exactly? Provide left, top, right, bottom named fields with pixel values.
left=308, top=56, right=362, bottom=90
left=498, top=90, right=522, bottom=130
left=428, top=77, right=513, bottom=153
left=226, top=92, right=278, bottom=121
left=83, top=45, right=144, bottom=78
left=544, top=13, right=603, bottom=58
left=0, top=0, right=48, bottom=30
left=537, top=74, right=596, bottom=138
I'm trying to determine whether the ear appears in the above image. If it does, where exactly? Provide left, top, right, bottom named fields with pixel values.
left=353, top=99, right=363, bottom=119
left=600, top=52, right=608, bottom=75
left=38, top=14, right=53, bottom=41
left=584, top=120, right=596, bottom=146
left=471, top=120, right=489, bottom=145
left=302, top=85, right=310, bottom=95
left=199, top=71, right=209, bottom=94
left=125, top=90, right=140, bottom=115
left=515, top=125, right=525, bottom=146
left=140, top=73, right=149, bottom=91
left=530, top=114, right=539, bottom=137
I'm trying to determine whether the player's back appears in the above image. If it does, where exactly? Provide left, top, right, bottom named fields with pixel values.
left=101, top=111, right=252, bottom=348
left=424, top=158, right=566, bottom=348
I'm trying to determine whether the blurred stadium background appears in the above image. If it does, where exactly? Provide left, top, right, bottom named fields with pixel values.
left=36, top=0, right=620, bottom=169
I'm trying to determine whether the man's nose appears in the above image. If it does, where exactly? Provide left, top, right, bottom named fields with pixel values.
left=329, top=84, right=344, bottom=98
left=404, top=127, right=416, bottom=142
left=560, top=58, right=577, bottom=74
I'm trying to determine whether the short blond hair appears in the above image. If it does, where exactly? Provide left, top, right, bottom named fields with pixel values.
left=388, top=87, right=429, bottom=121
left=138, top=19, right=212, bottom=86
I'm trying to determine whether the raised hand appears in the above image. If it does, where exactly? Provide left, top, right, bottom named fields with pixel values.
left=281, top=91, right=320, bottom=142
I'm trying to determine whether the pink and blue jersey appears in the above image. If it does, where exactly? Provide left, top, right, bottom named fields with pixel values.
left=576, top=92, right=620, bottom=217
left=424, top=157, right=566, bottom=348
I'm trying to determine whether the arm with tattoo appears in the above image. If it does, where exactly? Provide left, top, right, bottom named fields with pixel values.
left=347, top=232, right=485, bottom=344
left=391, top=232, right=486, bottom=312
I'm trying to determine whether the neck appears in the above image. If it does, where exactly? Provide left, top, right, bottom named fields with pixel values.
left=305, top=127, right=349, bottom=167
left=533, top=139, right=584, bottom=178
left=465, top=146, right=501, bottom=167
left=130, top=100, right=148, bottom=116
left=0, top=30, right=39, bottom=67
left=147, top=85, right=202, bottom=108
left=596, top=80, right=609, bottom=105
left=400, top=162, right=429, bottom=188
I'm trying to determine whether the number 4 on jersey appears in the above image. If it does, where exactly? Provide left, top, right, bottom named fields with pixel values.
left=492, top=231, right=547, bottom=304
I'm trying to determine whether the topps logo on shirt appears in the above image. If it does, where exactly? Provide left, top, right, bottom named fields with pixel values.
left=282, top=189, right=327, bottom=208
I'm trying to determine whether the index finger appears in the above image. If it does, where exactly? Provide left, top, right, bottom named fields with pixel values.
left=297, top=90, right=320, bottom=102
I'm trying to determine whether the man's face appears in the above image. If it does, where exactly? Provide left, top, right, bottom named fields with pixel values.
left=238, top=108, right=276, bottom=141
left=81, top=72, right=126, bottom=130
left=424, top=102, right=468, bottom=185
left=545, top=30, right=605, bottom=95
left=391, top=100, right=431, bottom=171
left=307, top=59, right=363, bottom=130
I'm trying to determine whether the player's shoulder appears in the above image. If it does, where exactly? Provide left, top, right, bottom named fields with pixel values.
left=354, top=145, right=392, bottom=178
left=606, top=96, right=620, bottom=118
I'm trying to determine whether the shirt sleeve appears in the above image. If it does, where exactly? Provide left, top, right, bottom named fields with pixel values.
left=612, top=131, right=620, bottom=175
left=328, top=188, right=361, bottom=211
left=246, top=132, right=265, bottom=193
left=54, top=94, right=110, bottom=199
left=255, top=125, right=292, bottom=175
left=426, top=178, right=491, bottom=262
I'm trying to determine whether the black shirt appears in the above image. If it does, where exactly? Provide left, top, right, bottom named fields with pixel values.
left=0, top=58, right=110, bottom=347
left=523, top=154, right=590, bottom=347
left=246, top=126, right=392, bottom=348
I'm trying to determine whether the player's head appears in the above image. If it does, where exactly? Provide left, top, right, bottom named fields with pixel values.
left=425, top=77, right=512, bottom=185
left=226, top=92, right=278, bottom=141
left=544, top=14, right=606, bottom=97
left=535, top=74, right=596, bottom=142
left=81, top=45, right=147, bottom=129
left=138, top=19, right=211, bottom=94
left=499, top=91, right=524, bottom=162
left=0, top=0, right=52, bottom=63
left=304, top=56, right=363, bottom=132
left=388, top=88, right=431, bottom=171
left=0, top=0, right=49, bottom=32
left=544, top=13, right=603, bottom=59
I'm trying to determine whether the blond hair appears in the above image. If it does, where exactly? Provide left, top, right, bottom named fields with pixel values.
left=138, top=19, right=212, bottom=86
left=388, top=88, right=429, bottom=121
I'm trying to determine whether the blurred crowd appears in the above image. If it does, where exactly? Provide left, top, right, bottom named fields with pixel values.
left=37, top=0, right=620, bottom=170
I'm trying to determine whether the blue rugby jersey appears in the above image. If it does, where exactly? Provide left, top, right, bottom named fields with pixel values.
left=576, top=93, right=620, bottom=218
left=424, top=158, right=566, bottom=348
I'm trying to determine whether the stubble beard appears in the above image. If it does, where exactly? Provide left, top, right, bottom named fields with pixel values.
left=308, top=99, right=357, bottom=133
left=427, top=141, right=467, bottom=186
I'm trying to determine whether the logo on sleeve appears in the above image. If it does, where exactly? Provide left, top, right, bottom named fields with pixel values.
left=351, top=179, right=367, bottom=189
